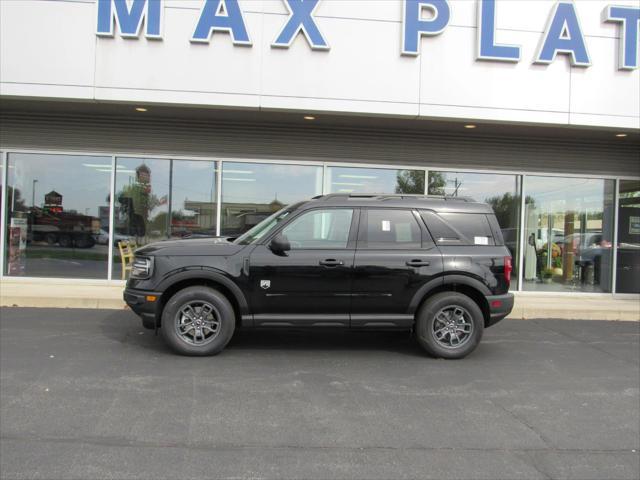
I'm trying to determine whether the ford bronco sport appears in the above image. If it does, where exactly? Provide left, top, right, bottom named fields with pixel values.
left=124, top=194, right=514, bottom=359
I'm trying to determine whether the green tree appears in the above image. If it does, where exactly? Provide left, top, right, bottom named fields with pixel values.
left=395, top=170, right=425, bottom=194
left=427, top=172, right=446, bottom=195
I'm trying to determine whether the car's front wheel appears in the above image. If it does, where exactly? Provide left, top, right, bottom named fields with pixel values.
left=161, top=286, right=235, bottom=356
left=415, top=292, right=484, bottom=359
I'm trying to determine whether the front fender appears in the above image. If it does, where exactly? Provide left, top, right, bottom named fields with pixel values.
left=156, top=266, right=249, bottom=315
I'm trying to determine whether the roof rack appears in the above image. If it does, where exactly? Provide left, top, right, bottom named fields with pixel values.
left=313, top=193, right=475, bottom=202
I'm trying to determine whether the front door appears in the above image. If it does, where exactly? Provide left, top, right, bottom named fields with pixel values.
left=351, top=208, right=443, bottom=327
left=248, top=207, right=358, bottom=327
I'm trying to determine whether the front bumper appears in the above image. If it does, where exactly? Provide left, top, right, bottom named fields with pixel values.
left=485, top=293, right=514, bottom=327
left=124, top=288, right=163, bottom=327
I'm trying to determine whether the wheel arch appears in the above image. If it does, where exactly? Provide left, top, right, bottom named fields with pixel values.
left=410, top=275, right=491, bottom=327
left=156, top=268, right=249, bottom=328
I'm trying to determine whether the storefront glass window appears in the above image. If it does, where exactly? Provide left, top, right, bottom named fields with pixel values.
left=4, top=153, right=111, bottom=279
left=523, top=176, right=615, bottom=292
left=221, top=162, right=322, bottom=236
left=169, top=160, right=218, bottom=238
left=428, top=171, right=521, bottom=288
left=112, top=157, right=217, bottom=279
left=616, top=180, right=640, bottom=293
left=327, top=166, right=425, bottom=194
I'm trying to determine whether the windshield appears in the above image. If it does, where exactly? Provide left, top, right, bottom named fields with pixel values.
left=233, top=203, right=301, bottom=245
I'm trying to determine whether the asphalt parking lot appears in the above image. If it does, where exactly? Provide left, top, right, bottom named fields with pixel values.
left=0, top=307, right=638, bottom=480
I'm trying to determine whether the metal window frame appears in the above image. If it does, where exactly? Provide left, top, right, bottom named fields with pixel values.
left=517, top=175, right=526, bottom=292
left=0, top=151, right=6, bottom=278
left=107, top=155, right=116, bottom=281
left=612, top=178, right=620, bottom=294
left=0, top=147, right=638, bottom=297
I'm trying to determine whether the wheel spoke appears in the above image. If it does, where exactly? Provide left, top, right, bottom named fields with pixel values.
left=431, top=305, right=473, bottom=349
left=179, top=322, right=194, bottom=333
left=175, top=301, right=221, bottom=346
left=201, top=304, right=213, bottom=318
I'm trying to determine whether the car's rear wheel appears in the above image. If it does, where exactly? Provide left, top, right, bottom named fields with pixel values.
left=160, top=286, right=235, bottom=356
left=415, top=292, right=484, bottom=359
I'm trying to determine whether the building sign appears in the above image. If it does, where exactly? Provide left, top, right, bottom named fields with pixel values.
left=95, top=0, right=640, bottom=70
left=44, top=190, right=63, bottom=206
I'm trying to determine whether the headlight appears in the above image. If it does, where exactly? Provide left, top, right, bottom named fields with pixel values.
left=131, top=256, right=154, bottom=279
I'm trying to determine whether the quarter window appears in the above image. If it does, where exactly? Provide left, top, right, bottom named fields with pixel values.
left=362, top=209, right=422, bottom=249
left=420, top=211, right=495, bottom=246
left=281, top=209, right=353, bottom=249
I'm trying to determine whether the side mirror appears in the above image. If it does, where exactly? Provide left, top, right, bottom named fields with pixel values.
left=269, top=234, right=291, bottom=254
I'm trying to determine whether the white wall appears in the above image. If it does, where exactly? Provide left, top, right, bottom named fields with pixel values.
left=1, top=0, right=638, bottom=129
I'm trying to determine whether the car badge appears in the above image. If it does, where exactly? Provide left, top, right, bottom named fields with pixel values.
left=260, top=280, right=271, bottom=290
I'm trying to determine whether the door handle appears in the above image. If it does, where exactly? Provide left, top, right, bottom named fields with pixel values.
left=406, top=259, right=430, bottom=267
left=320, top=259, right=344, bottom=267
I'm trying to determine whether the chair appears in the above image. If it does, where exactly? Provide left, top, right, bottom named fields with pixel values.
left=117, top=240, right=136, bottom=280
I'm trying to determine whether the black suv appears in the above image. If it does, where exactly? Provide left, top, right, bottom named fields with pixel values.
left=124, top=194, right=514, bottom=359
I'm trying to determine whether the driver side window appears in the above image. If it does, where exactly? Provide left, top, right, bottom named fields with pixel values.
left=282, top=209, right=353, bottom=249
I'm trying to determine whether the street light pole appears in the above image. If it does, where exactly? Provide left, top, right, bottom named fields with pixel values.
left=32, top=179, right=38, bottom=207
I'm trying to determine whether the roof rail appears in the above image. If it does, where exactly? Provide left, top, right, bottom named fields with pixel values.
left=314, top=193, right=475, bottom=202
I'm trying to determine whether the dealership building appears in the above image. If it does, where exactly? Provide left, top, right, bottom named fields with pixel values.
left=0, top=0, right=639, bottom=306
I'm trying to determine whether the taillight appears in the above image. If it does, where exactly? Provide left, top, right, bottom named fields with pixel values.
left=504, top=256, right=512, bottom=288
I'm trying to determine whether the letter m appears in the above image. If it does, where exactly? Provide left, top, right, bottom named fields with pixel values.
left=96, top=0, right=163, bottom=39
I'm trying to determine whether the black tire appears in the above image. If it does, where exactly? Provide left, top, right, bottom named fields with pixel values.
left=58, top=234, right=72, bottom=248
left=160, top=286, right=235, bottom=356
left=45, top=233, right=58, bottom=245
left=415, top=292, right=484, bottom=359
left=74, top=234, right=95, bottom=249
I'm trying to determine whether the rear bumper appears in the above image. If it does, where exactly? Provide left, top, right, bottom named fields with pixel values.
left=123, top=288, right=162, bottom=326
left=486, top=293, right=514, bottom=327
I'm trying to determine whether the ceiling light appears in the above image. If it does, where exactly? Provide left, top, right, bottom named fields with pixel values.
left=338, top=174, right=378, bottom=179
left=464, top=124, right=476, bottom=129
left=135, top=107, right=148, bottom=112
left=615, top=133, right=627, bottom=137
left=303, top=115, right=316, bottom=121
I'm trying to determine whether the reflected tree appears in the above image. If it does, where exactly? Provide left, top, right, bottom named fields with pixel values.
left=395, top=170, right=425, bottom=194
left=427, top=172, right=446, bottom=195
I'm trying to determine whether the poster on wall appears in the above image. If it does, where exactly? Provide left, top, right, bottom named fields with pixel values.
left=630, top=216, right=640, bottom=235
left=7, top=217, right=27, bottom=275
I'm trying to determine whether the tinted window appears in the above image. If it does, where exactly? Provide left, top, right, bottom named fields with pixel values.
left=420, top=211, right=495, bottom=246
left=282, top=209, right=353, bottom=249
left=362, top=209, right=422, bottom=249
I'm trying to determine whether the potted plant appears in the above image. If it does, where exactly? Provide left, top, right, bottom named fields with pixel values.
left=542, top=267, right=555, bottom=284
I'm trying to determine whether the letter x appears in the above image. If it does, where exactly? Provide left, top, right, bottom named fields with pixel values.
left=272, top=0, right=329, bottom=50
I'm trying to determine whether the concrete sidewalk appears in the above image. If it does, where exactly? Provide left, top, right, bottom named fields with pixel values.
left=1, top=279, right=638, bottom=320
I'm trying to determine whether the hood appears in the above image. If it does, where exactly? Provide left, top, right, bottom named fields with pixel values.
left=135, top=237, right=245, bottom=257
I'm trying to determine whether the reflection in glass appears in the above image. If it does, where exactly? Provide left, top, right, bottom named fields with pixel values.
left=327, top=166, right=424, bottom=194
left=616, top=180, right=640, bottom=293
left=169, top=160, right=217, bottom=238
left=4, top=153, right=110, bottom=278
left=523, top=176, right=614, bottom=292
left=112, top=158, right=217, bottom=279
left=221, top=162, right=322, bottom=236
left=428, top=171, right=521, bottom=288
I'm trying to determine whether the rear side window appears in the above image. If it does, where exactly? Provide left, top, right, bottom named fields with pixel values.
left=420, top=211, right=495, bottom=246
left=361, top=209, right=422, bottom=249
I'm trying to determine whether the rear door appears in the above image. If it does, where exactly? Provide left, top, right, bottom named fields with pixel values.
left=350, top=208, right=443, bottom=327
